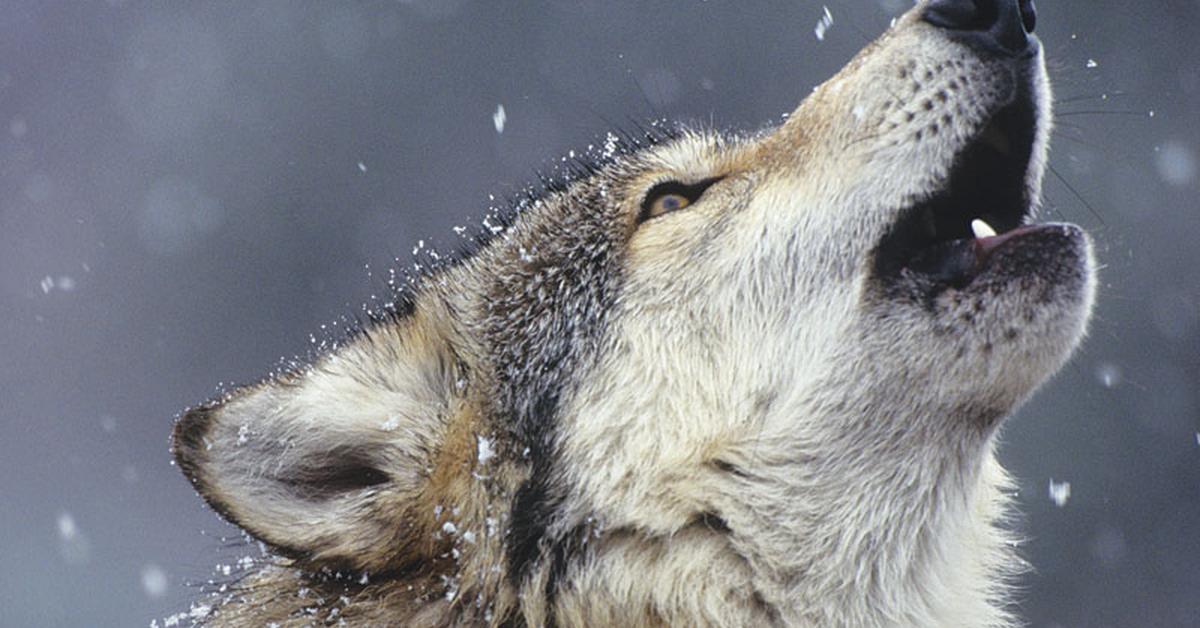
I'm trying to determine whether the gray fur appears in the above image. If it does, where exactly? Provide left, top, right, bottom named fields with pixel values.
left=170, top=4, right=1096, bottom=626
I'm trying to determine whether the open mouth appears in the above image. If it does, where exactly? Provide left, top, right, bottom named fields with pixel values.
left=873, top=97, right=1040, bottom=292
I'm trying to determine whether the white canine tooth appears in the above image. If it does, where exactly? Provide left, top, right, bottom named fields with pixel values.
left=971, top=218, right=997, bottom=239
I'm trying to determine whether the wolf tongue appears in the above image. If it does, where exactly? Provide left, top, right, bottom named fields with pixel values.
left=973, top=224, right=1039, bottom=264
left=905, top=226, right=1045, bottom=287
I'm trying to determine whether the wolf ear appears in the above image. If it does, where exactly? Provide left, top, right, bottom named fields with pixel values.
left=172, top=311, right=461, bottom=572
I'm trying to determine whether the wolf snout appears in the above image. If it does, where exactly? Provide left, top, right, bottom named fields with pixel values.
left=923, top=0, right=1038, bottom=56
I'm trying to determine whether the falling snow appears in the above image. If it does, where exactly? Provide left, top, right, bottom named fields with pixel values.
left=1155, top=140, right=1197, bottom=186
left=40, top=275, right=77, bottom=294
left=814, top=6, right=834, bottom=41
left=57, top=512, right=78, bottom=540
left=476, top=435, right=496, bottom=465
left=602, top=132, right=620, bottom=158
left=57, top=512, right=91, bottom=565
left=1048, top=479, right=1072, bottom=507
left=492, top=104, right=506, bottom=134
left=142, top=564, right=168, bottom=598
left=1096, top=363, right=1122, bottom=389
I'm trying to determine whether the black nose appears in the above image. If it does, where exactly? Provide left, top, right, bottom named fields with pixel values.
left=923, top=0, right=1037, bottom=55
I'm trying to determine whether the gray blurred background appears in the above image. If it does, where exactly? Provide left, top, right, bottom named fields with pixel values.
left=1, top=1, right=1196, bottom=626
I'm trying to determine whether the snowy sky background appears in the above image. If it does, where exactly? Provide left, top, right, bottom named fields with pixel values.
left=1, top=1, right=1197, bottom=626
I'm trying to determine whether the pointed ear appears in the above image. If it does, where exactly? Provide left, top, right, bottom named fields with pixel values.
left=172, top=308, right=463, bottom=572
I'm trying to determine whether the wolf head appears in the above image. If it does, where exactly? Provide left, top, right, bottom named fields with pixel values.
left=173, top=1, right=1095, bottom=625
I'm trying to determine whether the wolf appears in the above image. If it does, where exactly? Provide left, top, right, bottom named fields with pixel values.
left=171, top=0, right=1096, bottom=625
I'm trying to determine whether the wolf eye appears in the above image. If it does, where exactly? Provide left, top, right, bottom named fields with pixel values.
left=638, top=177, right=722, bottom=223
left=646, top=192, right=691, bottom=218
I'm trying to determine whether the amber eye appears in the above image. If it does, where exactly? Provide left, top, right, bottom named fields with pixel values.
left=646, top=193, right=691, bottom=219
left=638, top=177, right=723, bottom=223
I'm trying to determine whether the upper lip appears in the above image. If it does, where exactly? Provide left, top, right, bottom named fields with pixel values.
left=872, top=94, right=1038, bottom=290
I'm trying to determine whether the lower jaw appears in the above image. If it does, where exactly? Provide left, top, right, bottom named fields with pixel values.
left=900, top=223, right=1068, bottom=293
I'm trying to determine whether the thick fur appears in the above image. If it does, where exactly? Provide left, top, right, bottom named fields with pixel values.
left=171, top=4, right=1096, bottom=627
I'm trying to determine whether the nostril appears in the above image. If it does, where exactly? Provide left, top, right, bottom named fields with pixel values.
left=1018, top=0, right=1037, bottom=33
left=924, top=0, right=987, bottom=31
left=923, top=0, right=1034, bottom=55
left=976, top=1, right=999, bottom=29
